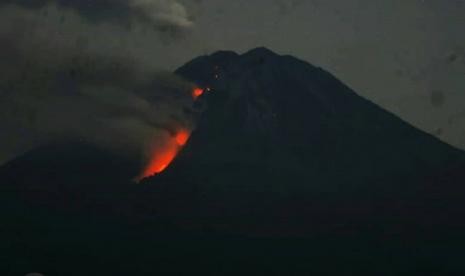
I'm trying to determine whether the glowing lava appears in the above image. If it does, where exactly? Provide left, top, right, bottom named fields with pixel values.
left=138, top=143, right=177, bottom=180
left=136, top=86, right=206, bottom=181
left=175, top=129, right=190, bottom=146
left=135, top=129, right=191, bottom=182
left=192, top=88, right=204, bottom=99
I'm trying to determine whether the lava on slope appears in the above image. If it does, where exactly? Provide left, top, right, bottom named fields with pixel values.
left=175, top=129, right=190, bottom=146
left=136, top=87, right=206, bottom=182
left=135, top=129, right=191, bottom=182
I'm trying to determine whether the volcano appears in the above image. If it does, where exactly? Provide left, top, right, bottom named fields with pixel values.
left=1, top=47, right=465, bottom=275
left=135, top=48, right=465, bottom=234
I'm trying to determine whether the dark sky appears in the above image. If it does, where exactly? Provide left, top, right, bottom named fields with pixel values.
left=0, top=0, right=464, bottom=165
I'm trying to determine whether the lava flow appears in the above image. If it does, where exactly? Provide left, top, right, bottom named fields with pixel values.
left=136, top=87, right=205, bottom=182
left=135, top=129, right=191, bottom=182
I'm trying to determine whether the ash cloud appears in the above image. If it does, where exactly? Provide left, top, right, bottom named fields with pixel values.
left=0, top=3, right=197, bottom=166
left=0, top=0, right=193, bottom=33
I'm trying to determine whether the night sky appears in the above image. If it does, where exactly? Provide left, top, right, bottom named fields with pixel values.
left=0, top=0, right=464, bottom=165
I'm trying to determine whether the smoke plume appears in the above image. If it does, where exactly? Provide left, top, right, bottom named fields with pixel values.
left=0, top=0, right=193, bottom=32
left=0, top=2, right=197, bottom=167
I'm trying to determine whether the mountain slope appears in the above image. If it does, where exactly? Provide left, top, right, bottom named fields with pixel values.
left=136, top=47, right=465, bottom=235
left=0, top=142, right=138, bottom=214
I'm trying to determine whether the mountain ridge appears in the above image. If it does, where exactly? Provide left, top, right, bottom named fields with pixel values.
left=129, top=47, right=465, bottom=237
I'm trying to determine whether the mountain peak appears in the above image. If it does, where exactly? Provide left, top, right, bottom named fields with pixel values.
left=171, top=47, right=465, bottom=185
left=242, top=47, right=278, bottom=58
left=175, top=47, right=283, bottom=85
left=209, top=50, right=239, bottom=59
left=208, top=47, right=278, bottom=59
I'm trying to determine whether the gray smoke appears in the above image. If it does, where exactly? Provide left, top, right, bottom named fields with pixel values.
left=0, top=3, right=197, bottom=166
left=0, top=0, right=193, bottom=33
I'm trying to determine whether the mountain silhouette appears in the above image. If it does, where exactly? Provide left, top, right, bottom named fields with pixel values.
left=134, top=47, right=465, bottom=236
left=1, top=47, right=465, bottom=275
left=0, top=142, right=138, bottom=214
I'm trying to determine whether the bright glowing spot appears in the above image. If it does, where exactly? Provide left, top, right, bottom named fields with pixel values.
left=175, top=129, right=190, bottom=146
left=192, top=88, right=204, bottom=99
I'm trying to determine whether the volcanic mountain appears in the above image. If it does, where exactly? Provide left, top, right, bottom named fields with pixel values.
left=134, top=47, right=465, bottom=235
left=1, top=47, right=465, bottom=274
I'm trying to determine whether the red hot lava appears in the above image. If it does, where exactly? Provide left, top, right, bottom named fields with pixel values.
left=175, top=129, right=190, bottom=146
left=192, top=88, right=204, bottom=99
left=136, top=129, right=191, bottom=182
left=136, top=87, right=206, bottom=182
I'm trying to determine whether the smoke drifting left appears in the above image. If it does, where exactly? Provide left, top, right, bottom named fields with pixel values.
left=0, top=2, right=197, bottom=176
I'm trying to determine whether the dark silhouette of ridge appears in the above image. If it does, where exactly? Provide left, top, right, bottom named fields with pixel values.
left=0, top=142, right=138, bottom=214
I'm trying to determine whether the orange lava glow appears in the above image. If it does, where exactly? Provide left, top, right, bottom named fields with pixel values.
left=192, top=88, right=204, bottom=99
left=175, top=129, right=190, bottom=146
left=135, top=129, right=191, bottom=182
left=138, top=143, right=177, bottom=180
